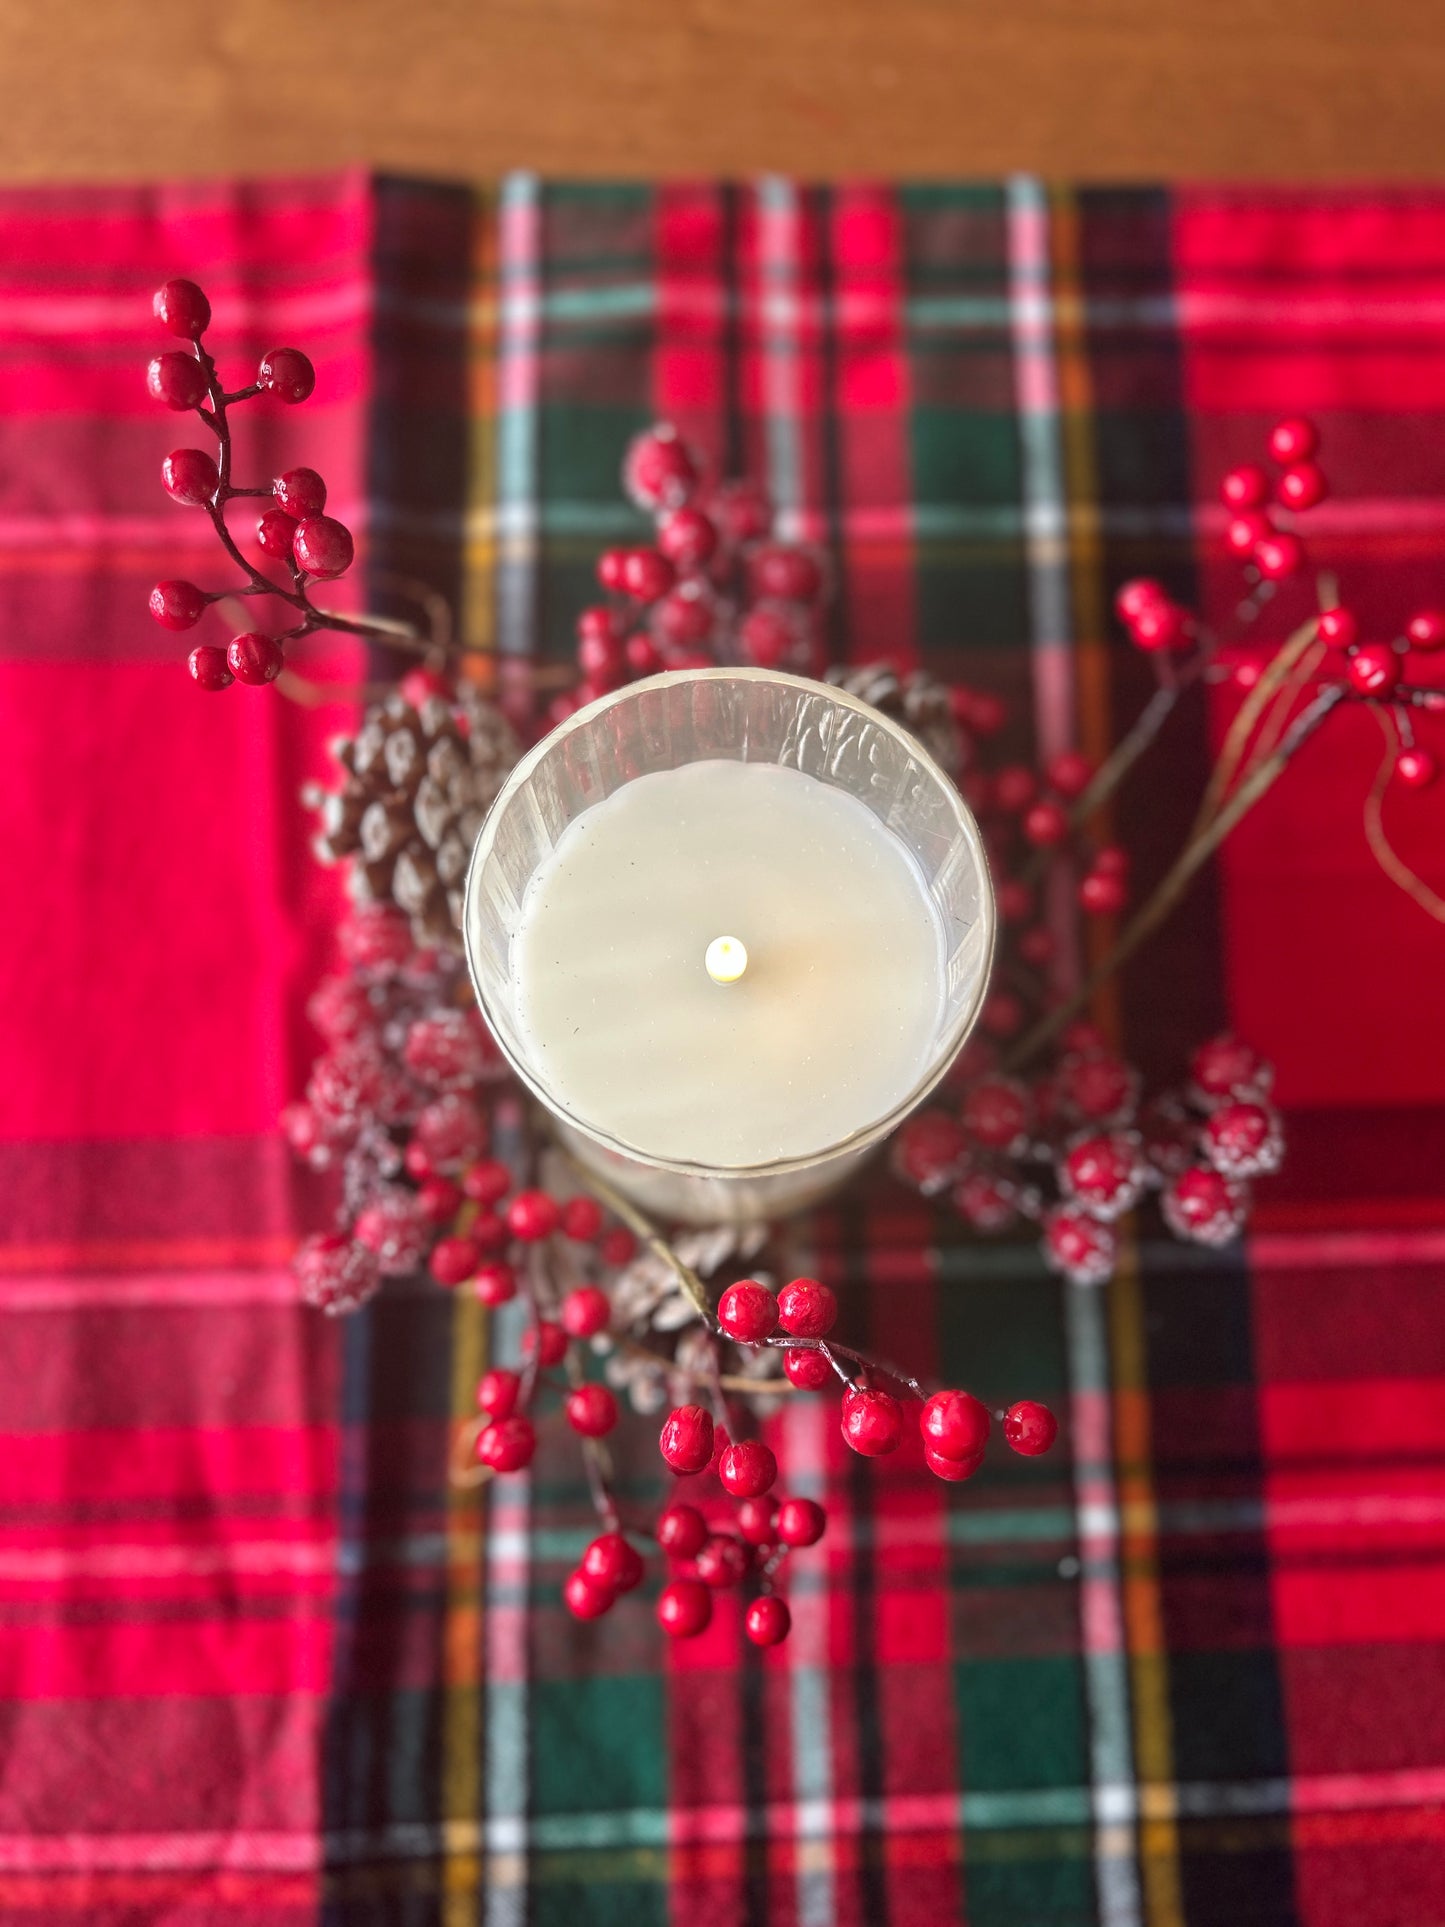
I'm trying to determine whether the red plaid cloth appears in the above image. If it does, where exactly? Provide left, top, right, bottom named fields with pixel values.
left=2, top=175, right=1444, bottom=1926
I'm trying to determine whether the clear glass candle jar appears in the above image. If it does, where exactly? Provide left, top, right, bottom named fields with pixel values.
left=462, top=669, right=994, bottom=1224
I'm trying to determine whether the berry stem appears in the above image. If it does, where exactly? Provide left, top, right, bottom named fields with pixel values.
left=556, top=1150, right=714, bottom=1325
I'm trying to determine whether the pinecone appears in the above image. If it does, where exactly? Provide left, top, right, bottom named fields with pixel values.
left=306, top=683, right=520, bottom=949
left=826, top=662, right=963, bottom=773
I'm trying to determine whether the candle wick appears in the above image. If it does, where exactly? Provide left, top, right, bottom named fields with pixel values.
left=704, top=936, right=748, bottom=986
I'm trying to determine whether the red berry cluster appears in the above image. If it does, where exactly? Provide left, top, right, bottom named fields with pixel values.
left=893, top=1028, right=1279, bottom=1286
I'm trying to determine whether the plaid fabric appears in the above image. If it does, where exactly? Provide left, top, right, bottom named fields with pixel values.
left=2, top=174, right=1444, bottom=1927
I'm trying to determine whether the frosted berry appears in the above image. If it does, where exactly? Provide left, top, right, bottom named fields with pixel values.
left=1041, top=1207, right=1118, bottom=1286
left=477, top=1367, right=520, bottom=1419
left=161, top=447, right=219, bottom=505
left=717, top=1280, right=778, bottom=1344
left=1114, top=578, right=1166, bottom=624
left=1268, top=416, right=1319, bottom=464
left=477, top=1417, right=536, bottom=1473
left=708, top=476, right=771, bottom=545
left=429, top=1235, right=479, bottom=1288
left=961, top=1076, right=1031, bottom=1150
left=775, top=1497, right=826, bottom=1548
left=403, top=1011, right=488, bottom=1090
left=920, top=1390, right=991, bottom=1461
left=582, top=1532, right=644, bottom=1593
left=564, top=1569, right=614, bottom=1619
left=660, top=1404, right=714, bottom=1474
left=256, top=508, right=298, bottom=558
left=840, top=1386, right=905, bottom=1457
left=473, top=1261, right=517, bottom=1307
left=401, top=666, right=452, bottom=707
left=153, top=278, right=211, bottom=338
left=522, top=1320, right=568, bottom=1368
left=566, top=1383, right=619, bottom=1438
left=274, top=466, right=327, bottom=518
left=353, top=1189, right=430, bottom=1276
left=1346, top=641, right=1400, bottom=698
left=656, top=1503, right=708, bottom=1557
left=1277, top=461, right=1328, bottom=511
left=747, top=542, right=823, bottom=604
left=718, top=1439, right=777, bottom=1498
left=295, top=1232, right=381, bottom=1314
left=623, top=425, right=700, bottom=510
left=258, top=347, right=315, bottom=403
left=1317, top=606, right=1359, bottom=649
left=736, top=1498, right=776, bottom=1545
left=1202, top=1100, right=1283, bottom=1178
left=506, top=1190, right=559, bottom=1242
left=657, top=1577, right=712, bottom=1637
left=695, top=1534, right=749, bottom=1588
left=893, top=1108, right=969, bottom=1190
left=925, top=1444, right=984, bottom=1483
left=1220, top=463, right=1269, bottom=509
left=745, top=1596, right=791, bottom=1646
left=188, top=644, right=233, bottom=690
left=953, top=1171, right=1021, bottom=1233
left=1226, top=511, right=1272, bottom=557
left=1023, top=799, right=1070, bottom=847
left=1055, top=1052, right=1138, bottom=1125
left=1190, top=1033, right=1272, bottom=1106
left=462, top=1159, right=511, bottom=1206
left=338, top=903, right=412, bottom=972
left=561, top=1285, right=611, bottom=1337
left=599, top=1226, right=637, bottom=1267
left=413, top=1093, right=485, bottom=1171
left=1003, top=1400, right=1059, bottom=1456
left=1396, top=747, right=1439, bottom=789
left=783, top=1346, right=833, bottom=1390
left=658, top=505, right=718, bottom=571
left=1162, top=1165, right=1249, bottom=1247
left=620, top=546, right=676, bottom=603
left=776, top=1277, right=836, bottom=1338
left=1406, top=610, right=1445, bottom=652
left=226, top=632, right=284, bottom=686
left=1046, top=750, right=1094, bottom=799
left=147, top=351, right=208, bottom=410
left=650, top=581, right=717, bottom=650
left=150, top=580, right=207, bottom=630
left=1254, top=533, right=1304, bottom=580
left=559, top=1196, right=604, bottom=1242
left=293, top=516, right=354, bottom=579
left=1061, top=1131, right=1146, bottom=1219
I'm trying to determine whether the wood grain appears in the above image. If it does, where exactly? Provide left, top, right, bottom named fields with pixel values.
left=2, top=0, right=1444, bottom=182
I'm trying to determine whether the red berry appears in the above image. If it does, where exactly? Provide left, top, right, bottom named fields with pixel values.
left=1225, top=511, right=1273, bottom=558
left=782, top=1346, right=833, bottom=1390
left=153, top=278, right=211, bottom=339
left=1003, top=1400, right=1059, bottom=1456
left=623, top=425, right=700, bottom=511
left=1041, top=1207, right=1118, bottom=1286
left=745, top=1596, right=791, bottom=1647
left=462, top=1159, right=512, bottom=1206
left=561, top=1285, right=611, bottom=1337
left=746, top=542, right=823, bottom=603
left=413, top=1094, right=485, bottom=1172
left=1347, top=641, right=1401, bottom=698
left=507, top=1189, right=560, bottom=1242
left=255, top=508, right=298, bottom=559
left=161, top=447, right=219, bottom=505
left=1055, top=1052, right=1138, bottom=1125
left=1202, top=1100, right=1283, bottom=1179
left=925, top=1444, right=985, bottom=1483
left=1130, top=600, right=1187, bottom=651
left=566, top=1383, right=619, bottom=1438
left=1406, top=610, right=1445, bottom=652
left=1062, top=1131, right=1146, bottom=1219
left=776, top=1277, right=836, bottom=1338
left=258, top=347, right=315, bottom=403
left=1277, top=461, right=1328, bottom=511
left=188, top=644, right=232, bottom=691
left=1220, top=463, right=1269, bottom=510
left=1114, top=578, right=1165, bottom=624
left=582, top=1531, right=643, bottom=1593
left=274, top=467, right=327, bottom=518
left=735, top=1498, right=777, bottom=1545
left=623, top=633, right=663, bottom=677
left=657, top=506, right=718, bottom=571
left=559, top=1196, right=604, bottom=1242
left=1023, top=799, right=1070, bottom=848
left=430, top=1235, right=479, bottom=1288
left=1253, top=533, right=1303, bottom=580
left=775, top=1497, right=826, bottom=1548
left=893, top=1108, right=969, bottom=1191
left=953, top=1171, right=1020, bottom=1233
left=599, top=1226, right=637, bottom=1267
left=1396, top=747, right=1439, bottom=789
left=620, top=546, right=676, bottom=603
left=147, top=351, right=208, bottom=410
left=352, top=1189, right=430, bottom=1276
left=961, top=1076, right=1031, bottom=1150
left=1045, top=750, right=1094, bottom=799
left=476, top=1416, right=536, bottom=1473
left=993, top=764, right=1037, bottom=813
left=473, top=1260, right=517, bottom=1307
left=840, top=1386, right=904, bottom=1457
left=1079, top=869, right=1128, bottom=916
left=708, top=476, right=771, bottom=545
left=656, top=1503, right=708, bottom=1557
left=522, top=1320, right=568, bottom=1368
left=563, top=1568, right=615, bottom=1619
left=1094, top=845, right=1130, bottom=877
left=1190, top=1033, right=1270, bottom=1105
left=996, top=880, right=1034, bottom=924
left=920, top=1390, right=991, bottom=1461
left=1162, top=1165, right=1249, bottom=1247
left=657, top=1576, right=712, bottom=1637
left=150, top=580, right=207, bottom=630
left=718, top=1439, right=777, bottom=1498
left=1317, top=606, right=1359, bottom=649
left=1268, top=416, right=1319, bottom=465
left=576, top=613, right=626, bottom=684
left=478, top=1367, right=520, bottom=1419
left=659, top=1404, right=714, bottom=1474
left=717, top=1280, right=778, bottom=1344
left=739, top=602, right=801, bottom=669
left=293, top=516, right=354, bottom=579
left=982, top=990, right=1025, bottom=1040
left=295, top=1231, right=381, bottom=1314
left=695, top=1534, right=749, bottom=1588
left=650, top=581, right=717, bottom=651
left=226, top=632, right=284, bottom=686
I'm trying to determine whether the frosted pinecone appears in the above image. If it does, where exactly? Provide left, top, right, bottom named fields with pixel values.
left=827, top=662, right=962, bottom=773
left=306, top=682, right=520, bottom=949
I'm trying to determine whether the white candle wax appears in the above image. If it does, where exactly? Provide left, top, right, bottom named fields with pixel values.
left=512, top=758, right=947, bottom=1167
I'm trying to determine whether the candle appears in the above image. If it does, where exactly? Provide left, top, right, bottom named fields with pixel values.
left=511, top=759, right=948, bottom=1168
left=465, top=670, right=993, bottom=1223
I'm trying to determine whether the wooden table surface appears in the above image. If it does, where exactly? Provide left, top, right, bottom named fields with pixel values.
left=2, top=0, right=1444, bottom=182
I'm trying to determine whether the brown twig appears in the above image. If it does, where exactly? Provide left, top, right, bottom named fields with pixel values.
left=1363, top=709, right=1445, bottom=926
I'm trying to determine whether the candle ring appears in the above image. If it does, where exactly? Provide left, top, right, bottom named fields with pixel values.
left=705, top=935, right=748, bottom=985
